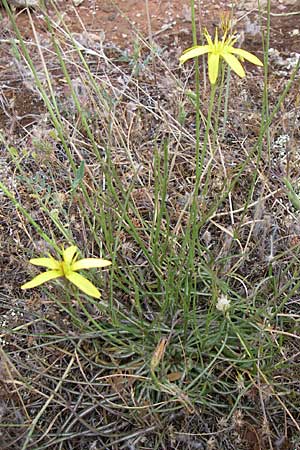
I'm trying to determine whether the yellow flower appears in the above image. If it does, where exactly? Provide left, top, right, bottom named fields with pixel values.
left=180, top=28, right=263, bottom=84
left=21, top=245, right=111, bottom=299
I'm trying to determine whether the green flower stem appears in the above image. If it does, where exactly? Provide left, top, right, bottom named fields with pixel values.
left=181, top=0, right=202, bottom=334
left=262, top=0, right=271, bottom=166
left=214, top=63, right=226, bottom=145
left=221, top=66, right=231, bottom=140
left=184, top=80, right=217, bottom=332
left=199, top=82, right=217, bottom=187
left=236, top=0, right=272, bottom=235
left=190, top=0, right=201, bottom=181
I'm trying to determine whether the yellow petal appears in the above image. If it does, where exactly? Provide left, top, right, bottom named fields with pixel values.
left=29, top=257, right=61, bottom=270
left=222, top=52, right=245, bottom=78
left=71, top=258, right=112, bottom=271
left=221, top=31, right=227, bottom=45
left=21, top=270, right=62, bottom=289
left=208, top=53, right=220, bottom=84
left=204, top=29, right=213, bottom=46
left=214, top=28, right=218, bottom=46
left=179, top=45, right=210, bottom=65
left=62, top=246, right=78, bottom=264
left=229, top=47, right=263, bottom=66
left=66, top=272, right=101, bottom=298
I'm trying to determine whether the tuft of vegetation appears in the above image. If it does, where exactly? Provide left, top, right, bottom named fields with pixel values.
left=0, top=0, right=300, bottom=448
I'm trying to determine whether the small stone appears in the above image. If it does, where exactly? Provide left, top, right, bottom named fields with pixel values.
left=291, top=29, right=299, bottom=36
left=6, top=0, right=40, bottom=6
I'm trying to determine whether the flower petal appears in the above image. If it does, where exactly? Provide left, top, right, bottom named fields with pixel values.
left=66, top=272, right=101, bottom=298
left=208, top=53, right=220, bottom=84
left=21, top=270, right=62, bottom=289
left=179, top=45, right=210, bottom=64
left=204, top=29, right=213, bottom=46
left=214, top=28, right=218, bottom=46
left=222, top=52, right=245, bottom=78
left=29, top=257, right=61, bottom=270
left=71, top=258, right=112, bottom=271
left=62, top=246, right=78, bottom=264
left=229, top=47, right=263, bottom=66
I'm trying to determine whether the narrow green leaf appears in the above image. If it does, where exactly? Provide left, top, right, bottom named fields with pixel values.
left=71, top=160, right=85, bottom=191
left=283, top=177, right=300, bottom=210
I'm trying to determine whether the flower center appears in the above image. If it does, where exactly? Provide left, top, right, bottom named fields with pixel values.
left=213, top=42, right=224, bottom=54
left=61, top=261, right=72, bottom=276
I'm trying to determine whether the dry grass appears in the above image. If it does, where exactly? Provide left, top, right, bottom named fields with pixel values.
left=0, top=1, right=300, bottom=449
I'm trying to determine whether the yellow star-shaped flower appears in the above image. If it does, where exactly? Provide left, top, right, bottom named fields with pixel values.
left=180, top=28, right=263, bottom=84
left=21, top=245, right=111, bottom=298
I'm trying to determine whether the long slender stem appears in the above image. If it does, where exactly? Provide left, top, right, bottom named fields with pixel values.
left=182, top=0, right=202, bottom=334
left=190, top=0, right=201, bottom=171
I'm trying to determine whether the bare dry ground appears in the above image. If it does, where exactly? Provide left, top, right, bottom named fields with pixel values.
left=1, top=0, right=300, bottom=130
left=1, top=1, right=300, bottom=449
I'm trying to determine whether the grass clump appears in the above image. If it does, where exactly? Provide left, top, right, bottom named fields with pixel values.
left=0, top=0, right=300, bottom=448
